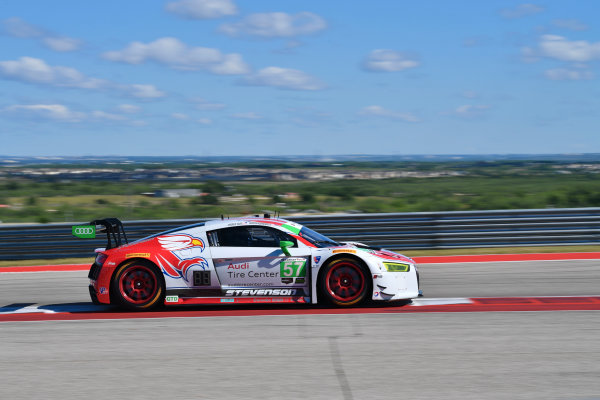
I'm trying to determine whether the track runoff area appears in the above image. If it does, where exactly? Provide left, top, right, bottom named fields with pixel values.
left=1, top=252, right=600, bottom=322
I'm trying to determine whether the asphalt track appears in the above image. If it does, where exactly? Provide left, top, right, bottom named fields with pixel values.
left=1, top=257, right=599, bottom=399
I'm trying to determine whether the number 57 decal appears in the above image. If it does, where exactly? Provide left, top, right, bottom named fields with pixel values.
left=280, top=258, right=307, bottom=278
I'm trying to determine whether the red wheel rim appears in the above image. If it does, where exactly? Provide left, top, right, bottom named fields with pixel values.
left=118, top=265, right=158, bottom=304
left=325, top=262, right=365, bottom=302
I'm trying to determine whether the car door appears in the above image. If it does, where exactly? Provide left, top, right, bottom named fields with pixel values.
left=207, top=224, right=311, bottom=297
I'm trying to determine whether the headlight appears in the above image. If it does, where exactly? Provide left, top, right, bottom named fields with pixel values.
left=382, top=262, right=410, bottom=272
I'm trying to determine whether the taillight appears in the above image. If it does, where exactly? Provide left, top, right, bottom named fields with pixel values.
left=95, top=253, right=108, bottom=266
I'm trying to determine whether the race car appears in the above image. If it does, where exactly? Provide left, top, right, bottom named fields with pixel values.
left=78, top=216, right=420, bottom=310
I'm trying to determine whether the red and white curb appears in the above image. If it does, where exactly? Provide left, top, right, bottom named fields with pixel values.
left=2, top=296, right=600, bottom=323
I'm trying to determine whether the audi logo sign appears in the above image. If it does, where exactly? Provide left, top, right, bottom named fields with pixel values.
left=72, top=225, right=96, bottom=239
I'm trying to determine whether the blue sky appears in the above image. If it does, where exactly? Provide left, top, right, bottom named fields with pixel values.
left=1, top=0, right=599, bottom=156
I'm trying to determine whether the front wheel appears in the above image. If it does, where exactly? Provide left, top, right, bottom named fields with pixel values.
left=320, top=258, right=370, bottom=306
left=111, top=260, right=164, bottom=311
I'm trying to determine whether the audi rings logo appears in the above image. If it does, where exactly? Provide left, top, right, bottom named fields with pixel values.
left=72, top=225, right=96, bottom=238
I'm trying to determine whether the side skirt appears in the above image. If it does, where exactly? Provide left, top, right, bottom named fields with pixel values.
left=164, top=296, right=309, bottom=305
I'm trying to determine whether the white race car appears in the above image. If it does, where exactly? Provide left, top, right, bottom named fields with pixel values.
left=83, top=216, right=420, bottom=310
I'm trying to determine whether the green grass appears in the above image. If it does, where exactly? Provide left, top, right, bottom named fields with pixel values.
left=2, top=169, right=600, bottom=223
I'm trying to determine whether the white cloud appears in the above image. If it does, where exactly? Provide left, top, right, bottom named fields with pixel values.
left=1, top=17, right=82, bottom=52
left=171, top=113, right=190, bottom=120
left=118, top=104, right=141, bottom=113
left=2, top=104, right=85, bottom=122
left=231, top=112, right=262, bottom=120
left=243, top=67, right=325, bottom=91
left=2, top=17, right=42, bottom=37
left=552, top=19, right=588, bottom=31
left=42, top=36, right=82, bottom=52
left=2, top=104, right=150, bottom=124
left=362, top=50, right=419, bottom=72
left=192, top=98, right=226, bottom=110
left=91, top=111, right=127, bottom=121
left=359, top=105, right=420, bottom=123
left=499, top=4, right=544, bottom=19
left=536, top=35, right=600, bottom=62
left=452, top=104, right=490, bottom=118
left=165, top=0, right=237, bottom=19
left=545, top=68, right=593, bottom=81
left=103, top=37, right=249, bottom=74
left=220, top=12, right=326, bottom=38
left=0, top=57, right=106, bottom=89
left=197, top=118, right=212, bottom=125
left=0, top=57, right=166, bottom=98
left=124, top=84, right=166, bottom=99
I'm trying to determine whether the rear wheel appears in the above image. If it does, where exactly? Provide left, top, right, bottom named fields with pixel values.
left=320, top=258, right=370, bottom=306
left=111, top=260, right=164, bottom=311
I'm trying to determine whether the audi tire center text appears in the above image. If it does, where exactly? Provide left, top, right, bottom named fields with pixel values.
left=82, top=216, right=421, bottom=310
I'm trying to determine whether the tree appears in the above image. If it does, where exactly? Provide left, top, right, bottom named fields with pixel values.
left=203, top=180, right=225, bottom=194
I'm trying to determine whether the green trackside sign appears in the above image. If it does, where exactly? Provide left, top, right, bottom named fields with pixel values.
left=72, top=225, right=96, bottom=238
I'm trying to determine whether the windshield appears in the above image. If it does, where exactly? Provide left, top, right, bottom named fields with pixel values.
left=298, top=226, right=339, bottom=248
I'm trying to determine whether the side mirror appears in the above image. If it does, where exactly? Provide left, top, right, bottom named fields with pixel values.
left=280, top=240, right=294, bottom=256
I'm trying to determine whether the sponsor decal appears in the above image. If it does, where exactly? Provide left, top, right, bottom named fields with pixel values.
left=228, top=269, right=280, bottom=279
left=280, top=258, right=306, bottom=284
left=126, top=253, right=150, bottom=258
left=107, top=261, right=116, bottom=266
left=374, top=292, right=379, bottom=297
left=228, top=262, right=250, bottom=269
left=313, top=256, right=321, bottom=264
left=158, top=234, right=205, bottom=252
left=227, top=222, right=247, bottom=227
left=165, top=295, right=179, bottom=303
left=333, top=249, right=356, bottom=254
left=72, top=225, right=96, bottom=239
left=220, top=299, right=235, bottom=303
left=225, top=289, right=301, bottom=297
left=280, top=258, right=306, bottom=278
left=99, top=287, right=107, bottom=294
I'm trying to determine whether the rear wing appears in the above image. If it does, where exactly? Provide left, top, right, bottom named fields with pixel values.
left=72, top=218, right=129, bottom=250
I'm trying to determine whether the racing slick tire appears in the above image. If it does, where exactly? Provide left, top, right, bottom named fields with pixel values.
left=111, top=260, right=165, bottom=311
left=319, top=257, right=370, bottom=306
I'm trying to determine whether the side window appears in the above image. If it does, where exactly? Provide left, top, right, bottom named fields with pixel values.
left=209, top=226, right=297, bottom=247
left=211, top=226, right=251, bottom=247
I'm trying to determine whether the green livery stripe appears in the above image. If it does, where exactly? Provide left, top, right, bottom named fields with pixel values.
left=282, top=224, right=301, bottom=234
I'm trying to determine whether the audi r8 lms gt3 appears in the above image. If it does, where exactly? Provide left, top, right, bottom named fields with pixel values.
left=79, top=216, right=420, bottom=310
